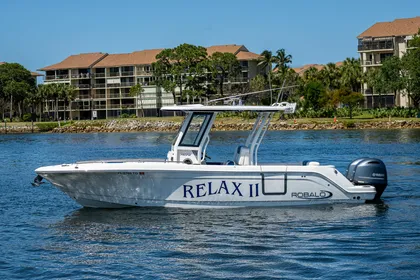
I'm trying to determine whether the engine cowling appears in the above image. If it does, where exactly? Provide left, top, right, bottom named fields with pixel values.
left=346, top=158, right=388, bottom=201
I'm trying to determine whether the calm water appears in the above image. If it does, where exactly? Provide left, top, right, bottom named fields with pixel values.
left=1, top=129, right=420, bottom=279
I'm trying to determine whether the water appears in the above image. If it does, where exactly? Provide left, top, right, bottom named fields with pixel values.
left=1, top=129, right=420, bottom=279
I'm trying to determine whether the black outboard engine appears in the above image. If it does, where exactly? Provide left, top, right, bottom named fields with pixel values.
left=346, top=158, right=388, bottom=201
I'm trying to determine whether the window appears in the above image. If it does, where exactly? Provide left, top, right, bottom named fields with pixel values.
left=179, top=113, right=213, bottom=147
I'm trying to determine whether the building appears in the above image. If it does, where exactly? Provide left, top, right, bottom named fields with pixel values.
left=358, top=16, right=420, bottom=108
left=38, top=45, right=262, bottom=120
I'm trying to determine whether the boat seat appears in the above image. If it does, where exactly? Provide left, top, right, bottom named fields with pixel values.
left=234, top=145, right=250, bottom=165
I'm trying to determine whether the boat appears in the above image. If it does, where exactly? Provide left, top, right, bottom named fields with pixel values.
left=33, top=102, right=388, bottom=208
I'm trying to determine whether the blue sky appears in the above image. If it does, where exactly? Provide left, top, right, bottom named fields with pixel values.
left=1, top=0, right=419, bottom=74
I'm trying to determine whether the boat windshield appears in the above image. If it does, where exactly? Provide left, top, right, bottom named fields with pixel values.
left=179, top=112, right=213, bottom=147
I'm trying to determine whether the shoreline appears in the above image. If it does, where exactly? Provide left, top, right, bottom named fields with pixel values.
left=1, top=118, right=420, bottom=134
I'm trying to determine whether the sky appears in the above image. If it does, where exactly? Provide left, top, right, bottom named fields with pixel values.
left=1, top=0, right=420, bottom=75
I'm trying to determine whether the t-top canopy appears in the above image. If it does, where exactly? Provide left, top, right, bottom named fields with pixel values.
left=161, top=102, right=296, bottom=113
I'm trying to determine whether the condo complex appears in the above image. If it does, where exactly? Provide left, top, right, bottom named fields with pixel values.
left=35, top=16, right=420, bottom=119
left=38, top=45, right=262, bottom=120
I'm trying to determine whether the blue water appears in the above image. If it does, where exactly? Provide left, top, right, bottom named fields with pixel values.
left=1, top=129, right=420, bottom=279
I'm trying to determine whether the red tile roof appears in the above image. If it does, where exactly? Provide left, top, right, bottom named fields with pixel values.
left=291, top=62, right=343, bottom=76
left=358, top=16, right=420, bottom=38
left=38, top=52, right=108, bottom=71
left=206, top=44, right=244, bottom=56
left=235, top=51, right=261, bottom=61
left=93, top=49, right=164, bottom=68
left=38, top=45, right=261, bottom=70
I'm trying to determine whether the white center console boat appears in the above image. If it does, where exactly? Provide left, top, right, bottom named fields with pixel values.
left=33, top=103, right=387, bottom=208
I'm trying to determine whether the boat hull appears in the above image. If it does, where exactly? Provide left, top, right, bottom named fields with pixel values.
left=36, top=162, right=377, bottom=208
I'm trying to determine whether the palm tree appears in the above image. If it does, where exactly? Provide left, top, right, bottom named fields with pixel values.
left=340, top=58, right=363, bottom=93
left=320, top=63, right=341, bottom=90
left=303, top=67, right=320, bottom=82
left=64, top=85, right=77, bottom=120
left=130, top=84, right=145, bottom=117
left=273, top=49, right=292, bottom=75
left=258, top=50, right=274, bottom=104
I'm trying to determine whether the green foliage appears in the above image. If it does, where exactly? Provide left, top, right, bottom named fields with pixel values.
left=0, top=63, right=36, bottom=118
left=250, top=75, right=266, bottom=92
left=22, top=113, right=32, bottom=122
left=381, top=56, right=404, bottom=94
left=120, top=113, right=130, bottom=118
left=409, top=28, right=420, bottom=48
left=340, top=58, right=362, bottom=92
left=36, top=122, right=59, bottom=132
left=302, top=81, right=327, bottom=110
left=402, top=48, right=420, bottom=107
left=153, top=44, right=208, bottom=103
left=207, top=52, right=241, bottom=97
left=331, top=88, right=364, bottom=118
left=273, top=49, right=293, bottom=75
left=369, top=107, right=419, bottom=118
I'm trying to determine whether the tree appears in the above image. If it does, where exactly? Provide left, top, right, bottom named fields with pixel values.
left=3, top=80, right=31, bottom=120
left=364, top=68, right=386, bottom=108
left=207, top=52, right=241, bottom=97
left=258, top=50, right=275, bottom=103
left=63, top=84, right=77, bottom=120
left=402, top=47, right=420, bottom=107
left=250, top=75, right=267, bottom=92
left=153, top=44, right=208, bottom=104
left=273, top=49, right=292, bottom=75
left=302, top=81, right=327, bottom=110
left=319, top=63, right=341, bottom=90
left=340, top=58, right=363, bottom=92
left=381, top=56, right=404, bottom=102
left=303, top=67, right=320, bottom=82
left=0, top=63, right=35, bottom=120
left=129, top=84, right=145, bottom=117
left=332, top=88, right=365, bottom=118
left=409, top=28, right=420, bottom=48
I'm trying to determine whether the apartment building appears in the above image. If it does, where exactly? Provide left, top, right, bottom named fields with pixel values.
left=38, top=45, right=262, bottom=120
left=358, top=16, right=420, bottom=108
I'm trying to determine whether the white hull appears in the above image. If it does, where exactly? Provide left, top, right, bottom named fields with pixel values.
left=36, top=161, right=377, bottom=209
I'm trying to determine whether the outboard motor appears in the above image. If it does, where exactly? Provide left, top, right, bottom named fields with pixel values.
left=346, top=158, right=387, bottom=201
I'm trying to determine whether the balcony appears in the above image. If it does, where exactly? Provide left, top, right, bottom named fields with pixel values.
left=93, top=104, right=106, bottom=109
left=75, top=84, right=91, bottom=89
left=121, top=82, right=135, bottom=87
left=45, top=74, right=69, bottom=80
left=121, top=104, right=136, bottom=109
left=136, top=70, right=153, bottom=76
left=121, top=92, right=133, bottom=98
left=71, top=73, right=91, bottom=79
left=77, top=94, right=90, bottom=99
left=93, top=83, right=106, bottom=88
left=107, top=83, right=121, bottom=88
left=94, top=73, right=106, bottom=78
left=109, top=93, right=120, bottom=98
left=93, top=94, right=106, bottom=99
left=108, top=104, right=122, bottom=109
left=361, top=60, right=382, bottom=66
left=109, top=72, right=120, bottom=77
left=358, top=40, right=394, bottom=51
left=121, top=71, right=134, bottom=76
